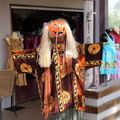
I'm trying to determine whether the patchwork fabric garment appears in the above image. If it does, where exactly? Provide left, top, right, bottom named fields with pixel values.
left=6, top=37, right=27, bottom=86
left=11, top=43, right=103, bottom=118
left=100, top=32, right=117, bottom=75
left=6, top=37, right=24, bottom=70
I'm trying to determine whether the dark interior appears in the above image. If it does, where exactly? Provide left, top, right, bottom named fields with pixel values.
left=12, top=9, right=84, bottom=43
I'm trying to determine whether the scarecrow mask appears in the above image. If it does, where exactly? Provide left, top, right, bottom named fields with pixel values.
left=48, top=19, right=66, bottom=39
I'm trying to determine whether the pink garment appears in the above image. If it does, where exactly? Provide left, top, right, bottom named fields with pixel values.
left=111, top=30, right=120, bottom=44
left=24, top=34, right=41, bottom=49
left=111, top=50, right=120, bottom=79
left=33, top=35, right=41, bottom=48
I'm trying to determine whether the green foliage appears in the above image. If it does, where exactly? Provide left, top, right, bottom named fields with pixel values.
left=108, top=0, right=120, bottom=28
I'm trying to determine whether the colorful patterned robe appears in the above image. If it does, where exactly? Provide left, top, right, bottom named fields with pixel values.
left=12, top=43, right=103, bottom=118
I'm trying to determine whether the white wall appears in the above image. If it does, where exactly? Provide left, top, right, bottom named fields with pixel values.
left=0, top=0, right=11, bottom=109
left=10, top=0, right=83, bottom=9
left=0, top=0, right=11, bottom=69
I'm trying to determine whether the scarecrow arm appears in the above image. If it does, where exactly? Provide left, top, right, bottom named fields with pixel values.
left=11, top=48, right=37, bottom=74
left=77, top=43, right=103, bottom=70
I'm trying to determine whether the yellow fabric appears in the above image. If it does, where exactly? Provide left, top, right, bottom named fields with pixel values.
left=6, top=37, right=27, bottom=86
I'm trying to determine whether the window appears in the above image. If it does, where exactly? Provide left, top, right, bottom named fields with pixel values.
left=108, top=0, right=120, bottom=28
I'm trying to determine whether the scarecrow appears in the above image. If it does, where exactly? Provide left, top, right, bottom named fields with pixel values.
left=12, top=18, right=103, bottom=119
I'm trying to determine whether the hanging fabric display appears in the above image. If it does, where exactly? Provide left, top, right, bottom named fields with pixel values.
left=110, top=50, right=120, bottom=79
left=11, top=18, right=103, bottom=119
left=24, top=33, right=41, bottom=49
left=100, top=32, right=117, bottom=75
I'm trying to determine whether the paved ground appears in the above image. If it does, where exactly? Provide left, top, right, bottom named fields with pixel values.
left=2, top=99, right=46, bottom=120
left=2, top=99, right=120, bottom=120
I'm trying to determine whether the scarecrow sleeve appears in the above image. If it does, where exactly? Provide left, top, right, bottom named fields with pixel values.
left=77, top=43, right=103, bottom=70
left=11, top=48, right=37, bottom=75
left=84, top=43, right=103, bottom=69
left=12, top=48, right=44, bottom=115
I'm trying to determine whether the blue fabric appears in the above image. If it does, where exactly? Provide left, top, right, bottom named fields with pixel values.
left=100, top=32, right=117, bottom=75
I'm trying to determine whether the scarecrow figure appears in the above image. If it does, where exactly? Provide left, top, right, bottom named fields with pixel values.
left=12, top=18, right=103, bottom=119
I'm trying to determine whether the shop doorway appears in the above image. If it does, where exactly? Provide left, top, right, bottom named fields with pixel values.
left=10, top=5, right=84, bottom=103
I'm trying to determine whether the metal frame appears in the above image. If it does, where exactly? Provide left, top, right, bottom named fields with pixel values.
left=11, top=5, right=84, bottom=12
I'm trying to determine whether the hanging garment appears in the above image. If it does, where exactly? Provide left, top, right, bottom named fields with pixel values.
left=111, top=30, right=120, bottom=44
left=110, top=50, right=120, bottom=79
left=100, top=32, right=117, bottom=75
left=11, top=43, right=103, bottom=119
left=6, top=36, right=27, bottom=86
left=24, top=33, right=41, bottom=49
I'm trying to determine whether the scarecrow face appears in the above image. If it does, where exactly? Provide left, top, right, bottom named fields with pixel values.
left=48, top=19, right=66, bottom=38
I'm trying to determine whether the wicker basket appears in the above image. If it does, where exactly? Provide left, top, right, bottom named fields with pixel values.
left=0, top=70, right=15, bottom=99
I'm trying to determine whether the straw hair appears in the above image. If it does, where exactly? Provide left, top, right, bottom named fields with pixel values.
left=38, top=19, right=78, bottom=68
left=38, top=25, right=51, bottom=68
left=64, top=19, right=78, bottom=59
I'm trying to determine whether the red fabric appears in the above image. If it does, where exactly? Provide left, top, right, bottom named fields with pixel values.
left=111, top=30, right=120, bottom=44
left=24, top=34, right=41, bottom=49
